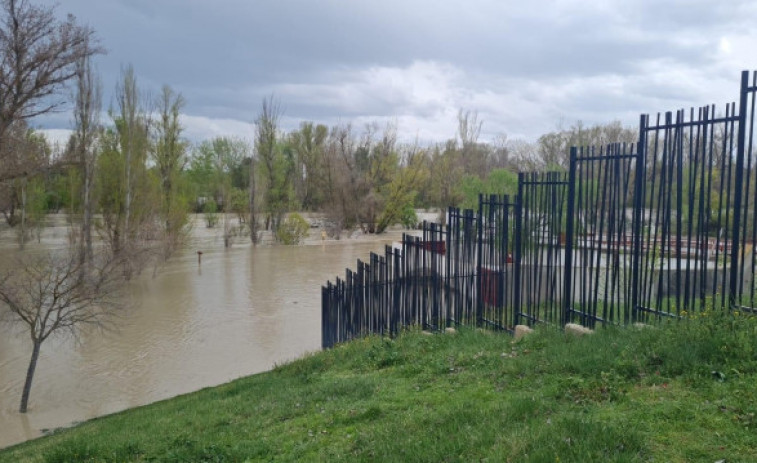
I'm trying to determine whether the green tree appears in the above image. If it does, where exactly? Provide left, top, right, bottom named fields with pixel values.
left=96, top=67, right=158, bottom=274
left=191, top=137, right=249, bottom=246
left=255, top=97, right=294, bottom=233
left=458, top=168, right=518, bottom=210
left=275, top=212, right=310, bottom=245
left=151, top=85, right=189, bottom=256
left=375, top=150, right=428, bottom=233
left=289, top=122, right=328, bottom=211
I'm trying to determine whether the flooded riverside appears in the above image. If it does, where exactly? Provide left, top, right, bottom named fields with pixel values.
left=0, top=215, right=410, bottom=449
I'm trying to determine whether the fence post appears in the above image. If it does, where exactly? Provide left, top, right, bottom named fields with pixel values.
left=631, top=115, right=648, bottom=323
left=321, top=285, right=328, bottom=348
left=442, top=208, right=454, bottom=326
left=563, top=147, right=578, bottom=326
left=514, top=174, right=524, bottom=326
left=477, top=193, right=484, bottom=326
left=730, top=70, right=749, bottom=309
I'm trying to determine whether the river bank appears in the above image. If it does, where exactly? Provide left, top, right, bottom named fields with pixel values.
left=2, top=313, right=756, bottom=461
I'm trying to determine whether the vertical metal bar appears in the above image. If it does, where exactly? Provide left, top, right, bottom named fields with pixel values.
left=564, top=147, right=578, bottom=326
left=675, top=110, right=684, bottom=316
left=748, top=72, right=757, bottom=308
left=632, top=116, right=647, bottom=322
left=730, top=70, right=749, bottom=308
left=321, top=285, right=328, bottom=348
left=445, top=207, right=451, bottom=326
left=476, top=193, right=484, bottom=326
left=514, top=173, right=524, bottom=325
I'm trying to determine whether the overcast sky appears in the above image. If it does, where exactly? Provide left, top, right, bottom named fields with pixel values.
left=33, top=0, right=757, bottom=148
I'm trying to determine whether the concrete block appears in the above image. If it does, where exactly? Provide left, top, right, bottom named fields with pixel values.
left=513, top=325, right=534, bottom=341
left=565, top=323, right=593, bottom=337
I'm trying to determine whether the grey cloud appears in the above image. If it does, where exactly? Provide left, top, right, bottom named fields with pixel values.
left=31, top=0, right=757, bottom=143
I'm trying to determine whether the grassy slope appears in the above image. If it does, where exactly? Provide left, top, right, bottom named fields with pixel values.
left=1, top=311, right=757, bottom=462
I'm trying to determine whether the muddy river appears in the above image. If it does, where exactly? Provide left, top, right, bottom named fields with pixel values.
left=0, top=215, right=411, bottom=449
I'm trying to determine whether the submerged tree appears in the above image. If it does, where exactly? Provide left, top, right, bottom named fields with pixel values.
left=189, top=137, right=250, bottom=246
left=71, top=43, right=102, bottom=264
left=0, top=249, right=124, bottom=413
left=97, top=65, right=159, bottom=276
left=255, top=96, right=294, bottom=234
left=151, top=85, right=189, bottom=256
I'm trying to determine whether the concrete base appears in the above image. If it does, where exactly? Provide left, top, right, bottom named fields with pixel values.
left=514, top=325, right=534, bottom=340
left=565, top=323, right=594, bottom=336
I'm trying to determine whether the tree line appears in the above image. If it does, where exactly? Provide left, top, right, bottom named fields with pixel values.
left=2, top=98, right=639, bottom=250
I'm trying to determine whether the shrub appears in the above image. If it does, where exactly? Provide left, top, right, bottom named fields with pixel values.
left=275, top=213, right=310, bottom=245
left=203, top=199, right=218, bottom=228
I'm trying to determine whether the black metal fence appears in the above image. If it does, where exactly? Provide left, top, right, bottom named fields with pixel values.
left=322, top=70, right=757, bottom=348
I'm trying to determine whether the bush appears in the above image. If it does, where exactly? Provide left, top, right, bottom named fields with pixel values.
left=275, top=213, right=310, bottom=245
left=203, top=199, right=218, bottom=228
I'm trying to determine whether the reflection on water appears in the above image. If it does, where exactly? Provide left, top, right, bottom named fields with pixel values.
left=0, top=216, right=405, bottom=449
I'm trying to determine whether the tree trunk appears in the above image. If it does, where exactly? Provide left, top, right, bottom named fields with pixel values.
left=20, top=339, right=41, bottom=413
left=124, top=145, right=131, bottom=249
left=249, top=159, right=258, bottom=244
left=19, top=180, right=27, bottom=250
left=81, top=156, right=93, bottom=264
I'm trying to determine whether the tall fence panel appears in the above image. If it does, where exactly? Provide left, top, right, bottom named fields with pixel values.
left=403, top=222, right=447, bottom=331
left=732, top=71, right=757, bottom=311
left=446, top=207, right=479, bottom=326
left=516, top=172, right=568, bottom=326
left=564, top=144, right=640, bottom=327
left=477, top=194, right=518, bottom=331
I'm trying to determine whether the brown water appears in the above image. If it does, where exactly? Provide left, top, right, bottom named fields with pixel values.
left=0, top=216, right=407, bottom=449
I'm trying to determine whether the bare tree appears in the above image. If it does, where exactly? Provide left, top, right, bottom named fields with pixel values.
left=0, top=249, right=124, bottom=412
left=457, top=109, right=488, bottom=177
left=0, top=0, right=102, bottom=182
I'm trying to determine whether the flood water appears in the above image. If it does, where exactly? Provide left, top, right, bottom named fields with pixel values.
left=0, top=215, right=407, bottom=449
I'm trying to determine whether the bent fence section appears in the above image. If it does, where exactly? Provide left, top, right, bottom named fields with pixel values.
left=322, top=70, right=757, bottom=348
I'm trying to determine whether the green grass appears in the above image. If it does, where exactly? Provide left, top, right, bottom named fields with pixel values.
left=2, top=310, right=757, bottom=462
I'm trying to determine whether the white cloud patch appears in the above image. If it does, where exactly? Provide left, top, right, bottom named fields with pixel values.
left=265, top=58, right=756, bottom=144
left=39, top=129, right=73, bottom=152
left=180, top=115, right=254, bottom=144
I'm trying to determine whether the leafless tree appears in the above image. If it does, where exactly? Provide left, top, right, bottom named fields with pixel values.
left=0, top=0, right=102, bottom=182
left=0, top=249, right=125, bottom=413
left=457, top=109, right=488, bottom=177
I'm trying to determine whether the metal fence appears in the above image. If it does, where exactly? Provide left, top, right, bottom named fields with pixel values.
left=322, top=70, right=757, bottom=348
